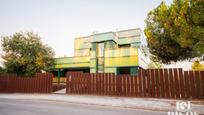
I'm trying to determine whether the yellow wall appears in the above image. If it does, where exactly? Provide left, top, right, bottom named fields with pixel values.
left=105, top=56, right=138, bottom=67
left=105, top=47, right=138, bottom=57
left=55, top=62, right=90, bottom=68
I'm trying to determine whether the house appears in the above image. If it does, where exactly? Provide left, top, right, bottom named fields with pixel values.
left=52, top=28, right=149, bottom=78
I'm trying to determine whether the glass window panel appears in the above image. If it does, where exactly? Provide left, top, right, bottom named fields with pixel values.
left=97, top=43, right=104, bottom=57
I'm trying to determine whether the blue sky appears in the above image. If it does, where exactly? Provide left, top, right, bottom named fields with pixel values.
left=0, top=0, right=173, bottom=57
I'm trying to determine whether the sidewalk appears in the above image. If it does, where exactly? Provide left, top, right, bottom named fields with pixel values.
left=0, top=93, right=203, bottom=114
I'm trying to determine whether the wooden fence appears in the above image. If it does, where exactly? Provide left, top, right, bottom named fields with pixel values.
left=0, top=73, right=53, bottom=93
left=66, top=69, right=204, bottom=99
left=53, top=77, right=67, bottom=84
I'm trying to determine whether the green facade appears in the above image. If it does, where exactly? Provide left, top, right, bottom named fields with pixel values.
left=54, top=28, right=148, bottom=76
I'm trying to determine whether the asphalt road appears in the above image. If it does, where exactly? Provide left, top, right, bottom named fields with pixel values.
left=0, top=99, right=166, bottom=115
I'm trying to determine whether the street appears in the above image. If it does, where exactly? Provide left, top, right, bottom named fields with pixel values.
left=0, top=99, right=166, bottom=115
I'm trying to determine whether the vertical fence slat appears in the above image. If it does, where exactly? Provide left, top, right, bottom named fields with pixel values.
left=142, top=69, right=147, bottom=97
left=178, top=68, right=185, bottom=99
left=201, top=71, right=204, bottom=97
left=126, top=76, right=130, bottom=96
left=190, top=71, right=196, bottom=99
left=101, top=73, right=104, bottom=95
left=130, top=76, right=134, bottom=97
left=150, top=69, right=155, bottom=97
left=118, top=75, right=122, bottom=96
left=174, top=68, right=180, bottom=99
left=195, top=71, right=201, bottom=98
left=169, top=69, right=174, bottom=98
left=135, top=76, right=138, bottom=97
left=113, top=74, right=116, bottom=96
left=138, top=69, right=142, bottom=97
left=164, top=69, right=170, bottom=98
left=184, top=71, right=190, bottom=98
left=159, top=69, right=165, bottom=98
left=155, top=69, right=160, bottom=98
left=146, top=70, right=151, bottom=97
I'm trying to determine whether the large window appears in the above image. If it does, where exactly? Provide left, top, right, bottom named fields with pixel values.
left=97, top=43, right=104, bottom=57
left=117, top=67, right=138, bottom=75
left=117, top=67, right=130, bottom=75
left=118, top=44, right=131, bottom=48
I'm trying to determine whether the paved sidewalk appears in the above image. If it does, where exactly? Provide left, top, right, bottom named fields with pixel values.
left=0, top=94, right=203, bottom=114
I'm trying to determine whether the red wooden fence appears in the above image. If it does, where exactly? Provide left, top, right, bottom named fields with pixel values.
left=66, top=69, right=204, bottom=99
left=0, top=73, right=53, bottom=93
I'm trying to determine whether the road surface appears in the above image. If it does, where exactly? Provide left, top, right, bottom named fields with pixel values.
left=0, top=99, right=166, bottom=115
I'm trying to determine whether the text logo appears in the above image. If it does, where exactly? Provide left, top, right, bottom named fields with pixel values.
left=168, top=101, right=198, bottom=115
left=176, top=101, right=191, bottom=111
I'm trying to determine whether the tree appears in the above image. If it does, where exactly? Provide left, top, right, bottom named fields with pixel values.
left=0, top=66, right=6, bottom=74
left=191, top=60, right=204, bottom=71
left=1, top=32, right=55, bottom=76
left=148, top=61, right=163, bottom=69
left=144, top=0, right=204, bottom=64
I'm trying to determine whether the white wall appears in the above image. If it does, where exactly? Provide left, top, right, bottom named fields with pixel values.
left=164, top=60, right=204, bottom=71
left=138, top=31, right=150, bottom=69
left=138, top=48, right=150, bottom=69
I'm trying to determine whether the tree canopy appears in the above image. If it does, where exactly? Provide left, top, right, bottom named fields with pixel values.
left=144, top=0, right=204, bottom=64
left=1, top=32, right=55, bottom=76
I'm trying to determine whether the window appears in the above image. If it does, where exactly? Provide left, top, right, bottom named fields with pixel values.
left=97, top=43, right=104, bottom=57
left=117, top=67, right=130, bottom=75
left=118, top=44, right=131, bottom=48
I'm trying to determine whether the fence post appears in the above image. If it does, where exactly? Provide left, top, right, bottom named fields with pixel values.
left=173, top=69, right=180, bottom=99
left=201, top=71, right=204, bottom=98
left=164, top=69, right=170, bottom=98
left=195, top=71, right=201, bottom=98
left=190, top=71, right=196, bottom=99
left=179, top=69, right=185, bottom=99
left=146, top=69, right=151, bottom=97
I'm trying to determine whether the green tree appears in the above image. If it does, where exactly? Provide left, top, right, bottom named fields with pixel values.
left=0, top=66, right=6, bottom=74
left=1, top=32, right=55, bottom=76
left=191, top=60, right=204, bottom=71
left=144, top=0, right=204, bottom=64
left=148, top=61, right=163, bottom=69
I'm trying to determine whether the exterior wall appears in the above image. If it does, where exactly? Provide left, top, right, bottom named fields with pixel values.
left=104, top=47, right=138, bottom=68
left=105, top=56, right=138, bottom=67
left=74, top=36, right=91, bottom=57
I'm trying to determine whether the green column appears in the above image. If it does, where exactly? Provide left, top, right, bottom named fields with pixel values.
left=57, top=69, right=61, bottom=84
left=130, top=67, right=138, bottom=76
